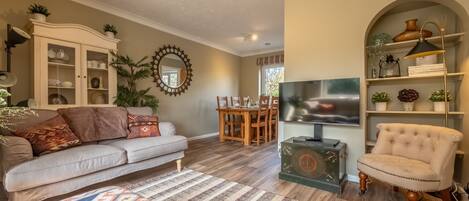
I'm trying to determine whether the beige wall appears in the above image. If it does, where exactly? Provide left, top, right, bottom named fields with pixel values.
left=285, top=0, right=469, bottom=181
left=0, top=0, right=241, bottom=138
left=240, top=51, right=284, bottom=99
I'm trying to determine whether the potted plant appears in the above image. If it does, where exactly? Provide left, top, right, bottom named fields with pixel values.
left=28, top=3, right=50, bottom=22
left=0, top=89, right=35, bottom=143
left=429, top=89, right=452, bottom=112
left=372, top=92, right=390, bottom=111
left=397, top=89, right=419, bottom=111
left=110, top=52, right=159, bottom=113
left=104, top=24, right=118, bottom=38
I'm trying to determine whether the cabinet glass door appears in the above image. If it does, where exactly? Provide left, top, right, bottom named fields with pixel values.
left=46, top=40, right=80, bottom=106
left=84, top=48, right=110, bottom=105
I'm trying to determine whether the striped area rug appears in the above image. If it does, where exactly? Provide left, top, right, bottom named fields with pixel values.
left=125, top=169, right=296, bottom=201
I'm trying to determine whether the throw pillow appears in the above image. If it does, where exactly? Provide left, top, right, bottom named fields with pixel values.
left=95, top=107, right=129, bottom=140
left=58, top=107, right=98, bottom=142
left=127, top=114, right=160, bottom=139
left=14, top=115, right=81, bottom=155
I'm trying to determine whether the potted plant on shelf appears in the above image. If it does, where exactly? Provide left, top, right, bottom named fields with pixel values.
left=372, top=92, right=390, bottom=111
left=28, top=3, right=50, bottom=22
left=110, top=51, right=159, bottom=113
left=104, top=24, right=118, bottom=38
left=397, top=89, right=419, bottom=111
left=429, top=89, right=452, bottom=112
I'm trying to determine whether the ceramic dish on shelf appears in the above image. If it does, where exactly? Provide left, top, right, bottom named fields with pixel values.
left=48, top=49, right=56, bottom=59
left=90, top=92, right=106, bottom=104
left=48, top=79, right=61, bottom=86
left=61, top=81, right=73, bottom=88
left=48, top=94, right=68, bottom=105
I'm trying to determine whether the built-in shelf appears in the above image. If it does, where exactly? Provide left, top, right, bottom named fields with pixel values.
left=366, top=32, right=465, bottom=51
left=87, top=67, right=108, bottom=71
left=48, top=86, right=75, bottom=89
left=366, top=110, right=464, bottom=115
left=366, top=72, right=464, bottom=84
left=365, top=140, right=465, bottom=155
left=88, top=88, right=108, bottom=91
left=48, top=62, right=75, bottom=68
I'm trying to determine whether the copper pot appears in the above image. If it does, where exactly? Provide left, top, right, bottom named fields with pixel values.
left=393, top=19, right=432, bottom=42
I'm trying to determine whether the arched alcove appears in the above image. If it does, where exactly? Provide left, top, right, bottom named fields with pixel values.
left=363, top=0, right=469, bottom=181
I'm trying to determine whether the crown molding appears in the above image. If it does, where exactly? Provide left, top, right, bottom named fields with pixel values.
left=70, top=0, right=241, bottom=56
left=240, top=48, right=284, bottom=57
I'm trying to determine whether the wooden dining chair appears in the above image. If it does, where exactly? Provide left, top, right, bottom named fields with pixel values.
left=231, top=96, right=241, bottom=107
left=268, top=97, right=279, bottom=142
left=217, top=96, right=234, bottom=137
left=250, top=96, right=270, bottom=145
left=242, top=96, right=250, bottom=107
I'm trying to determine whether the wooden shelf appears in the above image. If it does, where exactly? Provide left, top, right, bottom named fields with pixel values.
left=48, top=86, right=75, bottom=89
left=366, top=32, right=465, bottom=51
left=366, top=110, right=464, bottom=115
left=366, top=140, right=464, bottom=155
left=87, top=67, right=108, bottom=71
left=88, top=88, right=108, bottom=91
left=49, top=62, right=75, bottom=68
left=366, top=72, right=464, bottom=83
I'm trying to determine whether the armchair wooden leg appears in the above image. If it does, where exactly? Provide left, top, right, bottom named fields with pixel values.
left=176, top=159, right=182, bottom=172
left=406, top=191, right=419, bottom=201
left=359, top=172, right=368, bottom=195
left=440, top=188, right=451, bottom=201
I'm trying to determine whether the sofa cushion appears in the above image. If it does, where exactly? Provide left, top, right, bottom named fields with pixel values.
left=58, top=107, right=98, bottom=142
left=357, top=154, right=440, bottom=192
left=4, top=145, right=126, bottom=192
left=101, top=136, right=187, bottom=163
left=14, top=115, right=81, bottom=156
left=127, top=114, right=160, bottom=139
left=95, top=107, right=129, bottom=140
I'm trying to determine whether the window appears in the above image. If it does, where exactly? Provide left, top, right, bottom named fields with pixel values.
left=260, top=66, right=284, bottom=96
left=162, top=71, right=179, bottom=87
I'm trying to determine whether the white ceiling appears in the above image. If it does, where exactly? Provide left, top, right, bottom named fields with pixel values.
left=72, top=0, right=284, bottom=56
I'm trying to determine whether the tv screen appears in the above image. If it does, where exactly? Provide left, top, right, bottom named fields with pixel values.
left=279, top=78, right=360, bottom=126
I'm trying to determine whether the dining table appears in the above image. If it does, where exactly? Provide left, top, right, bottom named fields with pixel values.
left=216, top=106, right=260, bottom=145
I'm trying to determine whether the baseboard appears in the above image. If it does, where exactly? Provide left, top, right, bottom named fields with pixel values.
left=347, top=174, right=359, bottom=183
left=188, top=132, right=218, bottom=141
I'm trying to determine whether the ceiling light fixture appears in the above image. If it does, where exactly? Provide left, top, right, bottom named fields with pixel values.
left=244, top=33, right=258, bottom=42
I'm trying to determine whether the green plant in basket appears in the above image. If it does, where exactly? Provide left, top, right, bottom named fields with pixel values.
left=0, top=89, right=36, bottom=143
left=28, top=3, right=50, bottom=16
left=104, top=24, right=118, bottom=35
left=429, top=89, right=452, bottom=102
left=371, top=92, right=390, bottom=104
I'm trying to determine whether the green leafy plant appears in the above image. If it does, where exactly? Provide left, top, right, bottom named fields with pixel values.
left=371, top=92, right=390, bottom=104
left=0, top=89, right=35, bottom=143
left=28, top=3, right=50, bottom=16
left=104, top=24, right=118, bottom=35
left=110, top=51, right=158, bottom=113
left=429, top=89, right=452, bottom=102
left=397, top=89, right=419, bottom=102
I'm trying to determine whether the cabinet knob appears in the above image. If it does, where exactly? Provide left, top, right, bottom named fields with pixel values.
left=83, top=75, right=87, bottom=78
left=77, top=75, right=81, bottom=78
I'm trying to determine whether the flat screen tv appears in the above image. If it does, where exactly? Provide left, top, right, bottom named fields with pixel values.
left=279, top=78, right=360, bottom=126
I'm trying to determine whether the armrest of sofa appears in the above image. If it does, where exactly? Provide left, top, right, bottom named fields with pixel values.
left=159, top=122, right=176, bottom=136
left=0, top=136, right=33, bottom=173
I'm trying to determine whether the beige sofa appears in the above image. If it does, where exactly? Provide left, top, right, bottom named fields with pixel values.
left=0, top=107, right=188, bottom=201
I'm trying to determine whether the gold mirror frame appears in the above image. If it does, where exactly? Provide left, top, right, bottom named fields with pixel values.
left=151, top=45, right=193, bottom=96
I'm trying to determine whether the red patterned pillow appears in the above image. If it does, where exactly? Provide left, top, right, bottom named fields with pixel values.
left=14, top=115, right=81, bottom=155
left=127, top=114, right=161, bottom=139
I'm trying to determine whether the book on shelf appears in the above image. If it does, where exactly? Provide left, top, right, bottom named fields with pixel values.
left=408, top=63, right=446, bottom=77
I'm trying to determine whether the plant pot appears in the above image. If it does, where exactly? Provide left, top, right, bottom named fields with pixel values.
left=375, top=102, right=387, bottom=111
left=402, top=102, right=415, bottom=111
left=433, top=102, right=446, bottom=112
left=31, top=13, right=47, bottom=22
left=105, top=31, right=115, bottom=38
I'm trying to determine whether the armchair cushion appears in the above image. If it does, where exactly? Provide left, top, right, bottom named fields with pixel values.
left=0, top=136, right=33, bottom=172
left=358, top=154, right=439, bottom=192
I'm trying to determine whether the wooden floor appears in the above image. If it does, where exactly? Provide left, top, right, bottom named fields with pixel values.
left=3, top=137, right=408, bottom=201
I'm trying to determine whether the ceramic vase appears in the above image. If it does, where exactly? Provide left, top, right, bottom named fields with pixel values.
left=433, top=102, right=446, bottom=112
left=375, top=102, right=387, bottom=111
left=402, top=102, right=415, bottom=111
left=105, top=31, right=115, bottom=38
left=393, top=19, right=432, bottom=42
left=91, top=77, right=100, bottom=88
left=32, top=13, right=47, bottom=22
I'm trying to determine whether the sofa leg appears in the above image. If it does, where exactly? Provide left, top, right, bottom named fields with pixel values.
left=440, top=188, right=451, bottom=201
left=406, top=191, right=419, bottom=201
left=176, top=159, right=182, bottom=172
left=359, top=171, right=368, bottom=195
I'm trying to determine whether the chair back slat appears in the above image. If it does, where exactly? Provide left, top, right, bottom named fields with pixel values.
left=231, top=96, right=241, bottom=107
left=217, top=96, right=229, bottom=109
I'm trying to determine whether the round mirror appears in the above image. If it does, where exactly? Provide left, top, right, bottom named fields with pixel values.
left=151, top=45, right=193, bottom=96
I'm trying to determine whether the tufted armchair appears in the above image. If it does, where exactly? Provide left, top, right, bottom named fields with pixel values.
left=357, top=123, right=463, bottom=201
